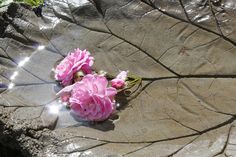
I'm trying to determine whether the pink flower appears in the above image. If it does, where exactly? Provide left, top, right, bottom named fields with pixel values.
left=55, top=48, right=94, bottom=86
left=57, top=74, right=117, bottom=121
left=111, top=71, right=128, bottom=89
left=57, top=85, right=74, bottom=103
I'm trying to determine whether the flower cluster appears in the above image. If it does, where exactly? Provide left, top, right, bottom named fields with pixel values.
left=55, top=48, right=128, bottom=121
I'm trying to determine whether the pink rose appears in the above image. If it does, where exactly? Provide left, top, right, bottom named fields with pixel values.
left=57, top=74, right=117, bottom=121
left=55, top=48, right=94, bottom=86
left=57, top=85, right=74, bottom=103
left=111, top=71, right=128, bottom=89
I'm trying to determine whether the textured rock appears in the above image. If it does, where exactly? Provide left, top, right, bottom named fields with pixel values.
left=0, top=0, right=236, bottom=156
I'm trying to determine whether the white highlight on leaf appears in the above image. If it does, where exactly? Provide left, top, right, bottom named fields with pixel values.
left=8, top=83, right=15, bottom=89
left=116, top=103, right=120, bottom=108
left=48, top=104, right=61, bottom=114
left=10, top=71, right=18, bottom=80
left=18, top=57, right=30, bottom=67
left=37, top=45, right=45, bottom=51
left=39, top=17, right=60, bottom=30
left=83, top=151, right=92, bottom=155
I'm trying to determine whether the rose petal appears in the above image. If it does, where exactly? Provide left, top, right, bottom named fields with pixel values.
left=56, top=84, right=74, bottom=96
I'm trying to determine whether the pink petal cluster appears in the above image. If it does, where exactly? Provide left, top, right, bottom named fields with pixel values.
left=54, top=48, right=130, bottom=121
left=55, top=48, right=94, bottom=86
left=57, top=74, right=117, bottom=121
left=111, top=71, right=128, bottom=89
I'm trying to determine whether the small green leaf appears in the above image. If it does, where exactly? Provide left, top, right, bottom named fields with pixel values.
left=13, top=0, right=43, bottom=7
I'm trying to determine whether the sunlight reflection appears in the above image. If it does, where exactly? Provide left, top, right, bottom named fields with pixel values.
left=83, top=151, right=92, bottom=155
left=37, top=45, right=45, bottom=51
left=18, top=57, right=30, bottom=67
left=116, top=103, right=120, bottom=108
left=8, top=83, right=15, bottom=89
left=10, top=71, right=18, bottom=80
left=48, top=104, right=62, bottom=115
left=39, top=17, right=60, bottom=30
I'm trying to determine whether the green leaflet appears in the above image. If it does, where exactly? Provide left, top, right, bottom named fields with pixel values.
left=14, top=0, right=43, bottom=7
left=0, top=0, right=43, bottom=7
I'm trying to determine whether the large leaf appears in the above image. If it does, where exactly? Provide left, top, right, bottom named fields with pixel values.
left=1, top=0, right=236, bottom=156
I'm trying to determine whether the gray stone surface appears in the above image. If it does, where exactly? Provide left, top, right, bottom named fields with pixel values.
left=0, top=0, right=236, bottom=156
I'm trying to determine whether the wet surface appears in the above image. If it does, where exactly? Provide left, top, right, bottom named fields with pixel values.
left=0, top=0, right=236, bottom=156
